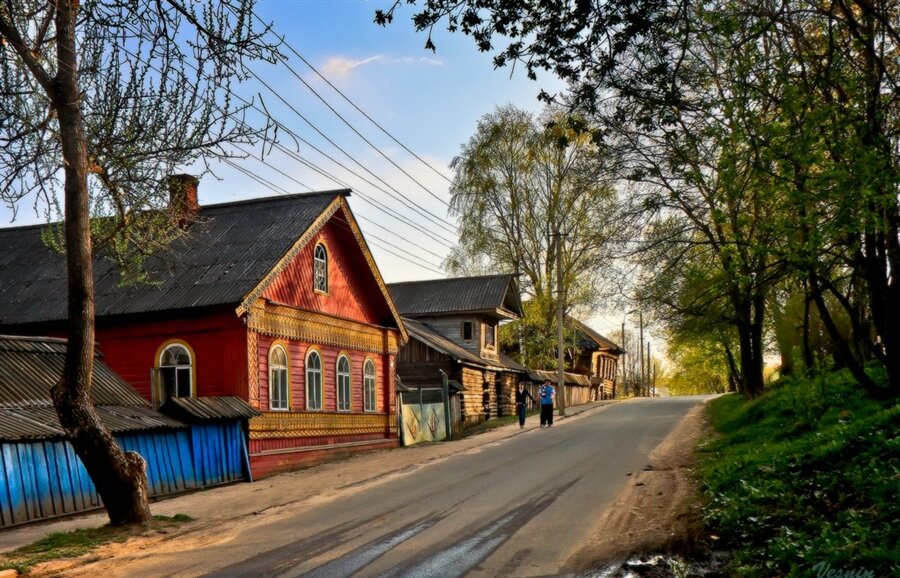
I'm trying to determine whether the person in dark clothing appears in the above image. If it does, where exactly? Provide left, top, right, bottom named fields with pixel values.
left=514, top=381, right=536, bottom=429
left=539, top=380, right=556, bottom=428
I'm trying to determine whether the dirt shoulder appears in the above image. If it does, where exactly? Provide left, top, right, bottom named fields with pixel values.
left=564, top=401, right=710, bottom=572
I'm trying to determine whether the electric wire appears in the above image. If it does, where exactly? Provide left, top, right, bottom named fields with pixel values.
left=246, top=67, right=459, bottom=234
left=114, top=41, right=458, bottom=249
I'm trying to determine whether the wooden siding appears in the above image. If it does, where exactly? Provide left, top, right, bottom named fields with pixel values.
left=0, top=423, right=247, bottom=527
left=396, top=338, right=454, bottom=387
left=255, top=334, right=393, bottom=415
left=95, top=308, right=248, bottom=401
left=261, top=218, right=394, bottom=326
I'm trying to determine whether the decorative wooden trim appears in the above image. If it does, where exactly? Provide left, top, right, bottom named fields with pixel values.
left=247, top=300, right=402, bottom=354
left=268, top=340, right=292, bottom=411
left=237, top=196, right=343, bottom=316
left=335, top=198, right=409, bottom=345
left=249, top=411, right=397, bottom=439
left=247, top=331, right=259, bottom=409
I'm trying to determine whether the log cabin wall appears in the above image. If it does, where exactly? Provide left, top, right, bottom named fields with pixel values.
left=500, top=372, right=517, bottom=416
left=413, top=316, right=481, bottom=357
left=460, top=366, right=487, bottom=426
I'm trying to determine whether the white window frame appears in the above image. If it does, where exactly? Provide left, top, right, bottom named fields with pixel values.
left=363, top=359, right=377, bottom=412
left=269, top=344, right=290, bottom=411
left=314, top=244, right=328, bottom=293
left=157, top=342, right=194, bottom=404
left=336, top=354, right=351, bottom=412
left=306, top=349, right=323, bottom=411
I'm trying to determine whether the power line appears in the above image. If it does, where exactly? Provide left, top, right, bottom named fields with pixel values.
left=247, top=68, right=459, bottom=234
left=275, top=47, right=453, bottom=208
left=113, top=40, right=458, bottom=248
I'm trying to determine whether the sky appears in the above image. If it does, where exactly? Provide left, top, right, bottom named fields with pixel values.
left=1, top=1, right=633, bottom=342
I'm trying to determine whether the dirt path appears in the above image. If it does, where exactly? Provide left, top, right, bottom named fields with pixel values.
left=564, top=402, right=710, bottom=572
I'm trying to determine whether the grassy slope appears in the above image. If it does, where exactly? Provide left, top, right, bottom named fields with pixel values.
left=699, top=371, right=900, bottom=577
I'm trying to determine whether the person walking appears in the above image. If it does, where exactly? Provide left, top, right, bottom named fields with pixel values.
left=515, top=381, right=536, bottom=429
left=539, top=379, right=556, bottom=428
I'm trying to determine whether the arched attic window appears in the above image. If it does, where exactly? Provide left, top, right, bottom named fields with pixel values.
left=314, top=243, right=328, bottom=293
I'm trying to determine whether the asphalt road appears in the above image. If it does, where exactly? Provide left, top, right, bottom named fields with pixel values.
left=202, top=396, right=709, bottom=578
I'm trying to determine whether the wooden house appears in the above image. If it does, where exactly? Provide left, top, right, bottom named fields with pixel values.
left=568, top=317, right=625, bottom=399
left=0, top=335, right=255, bottom=527
left=0, top=180, right=407, bottom=478
left=387, top=275, right=525, bottom=429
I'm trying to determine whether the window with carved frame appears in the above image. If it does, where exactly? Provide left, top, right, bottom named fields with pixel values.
left=269, top=344, right=290, bottom=411
left=363, top=359, right=377, bottom=412
left=336, top=354, right=351, bottom=412
left=306, top=348, right=323, bottom=410
left=314, top=243, right=328, bottom=293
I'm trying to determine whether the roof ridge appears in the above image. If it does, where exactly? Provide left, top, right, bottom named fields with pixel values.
left=200, top=189, right=350, bottom=211
left=386, top=273, right=517, bottom=286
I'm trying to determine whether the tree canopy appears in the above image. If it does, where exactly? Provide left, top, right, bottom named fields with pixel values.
left=444, top=104, right=623, bottom=367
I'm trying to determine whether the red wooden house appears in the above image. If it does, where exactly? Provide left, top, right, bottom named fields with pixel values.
left=0, top=178, right=407, bottom=478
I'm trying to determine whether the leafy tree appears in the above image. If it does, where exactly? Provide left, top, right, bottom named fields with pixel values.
left=0, top=0, right=279, bottom=524
left=382, top=0, right=900, bottom=399
left=444, top=104, right=623, bottom=367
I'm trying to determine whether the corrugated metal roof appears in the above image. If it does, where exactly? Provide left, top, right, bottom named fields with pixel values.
left=0, top=191, right=345, bottom=325
left=0, top=335, right=151, bottom=407
left=0, top=335, right=186, bottom=441
left=528, top=369, right=593, bottom=387
left=0, top=406, right=185, bottom=441
left=161, top=396, right=259, bottom=422
left=387, top=275, right=523, bottom=319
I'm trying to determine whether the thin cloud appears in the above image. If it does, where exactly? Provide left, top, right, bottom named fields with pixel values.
left=320, top=55, right=444, bottom=79
left=321, top=55, right=384, bottom=78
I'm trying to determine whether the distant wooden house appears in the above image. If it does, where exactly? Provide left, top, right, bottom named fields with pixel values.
left=0, top=181, right=407, bottom=478
left=568, top=318, right=625, bottom=399
left=388, top=275, right=525, bottom=429
left=0, top=335, right=254, bottom=527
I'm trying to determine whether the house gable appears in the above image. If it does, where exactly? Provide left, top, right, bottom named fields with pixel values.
left=246, top=199, right=406, bottom=337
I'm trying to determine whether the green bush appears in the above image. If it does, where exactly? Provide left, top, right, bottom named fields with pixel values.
left=699, top=370, right=900, bottom=577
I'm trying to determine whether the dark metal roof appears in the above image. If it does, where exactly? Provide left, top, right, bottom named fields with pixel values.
left=569, top=317, right=625, bottom=354
left=528, top=369, right=593, bottom=387
left=387, top=275, right=523, bottom=319
left=0, top=335, right=149, bottom=407
left=160, top=396, right=259, bottom=422
left=0, top=191, right=345, bottom=325
left=0, top=335, right=186, bottom=441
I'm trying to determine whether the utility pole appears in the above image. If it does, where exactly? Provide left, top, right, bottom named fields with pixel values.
left=555, top=231, right=566, bottom=416
left=647, top=341, right=652, bottom=397
left=638, top=311, right=645, bottom=397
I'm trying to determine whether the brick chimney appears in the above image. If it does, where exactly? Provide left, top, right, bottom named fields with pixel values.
left=167, top=174, right=199, bottom=226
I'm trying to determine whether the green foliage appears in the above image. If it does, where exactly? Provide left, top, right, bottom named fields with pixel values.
left=700, top=370, right=900, bottom=576
left=665, top=328, right=732, bottom=396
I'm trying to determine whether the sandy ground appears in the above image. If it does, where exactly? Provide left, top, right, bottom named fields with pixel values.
left=564, top=402, right=709, bottom=572
left=1, top=399, right=712, bottom=576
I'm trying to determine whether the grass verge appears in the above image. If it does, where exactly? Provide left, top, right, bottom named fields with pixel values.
left=699, top=369, right=899, bottom=577
left=0, top=514, right=193, bottom=574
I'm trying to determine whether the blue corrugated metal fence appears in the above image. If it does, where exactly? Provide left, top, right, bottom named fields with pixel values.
left=0, top=422, right=248, bottom=527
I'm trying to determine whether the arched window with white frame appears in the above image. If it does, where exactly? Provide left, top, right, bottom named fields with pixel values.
left=336, top=354, right=351, bottom=412
left=314, top=243, right=328, bottom=293
left=156, top=341, right=193, bottom=406
left=306, top=349, right=323, bottom=411
left=363, top=359, right=377, bottom=412
left=269, top=344, right=290, bottom=411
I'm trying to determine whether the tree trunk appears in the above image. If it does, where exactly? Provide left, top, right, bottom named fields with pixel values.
left=809, top=271, right=888, bottom=399
left=48, top=0, right=152, bottom=526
